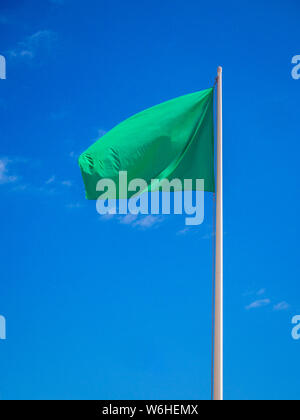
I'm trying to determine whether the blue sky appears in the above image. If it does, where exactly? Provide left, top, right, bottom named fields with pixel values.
left=0, top=0, right=300, bottom=400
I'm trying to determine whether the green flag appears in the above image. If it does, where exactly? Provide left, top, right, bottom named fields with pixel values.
left=79, top=87, right=215, bottom=200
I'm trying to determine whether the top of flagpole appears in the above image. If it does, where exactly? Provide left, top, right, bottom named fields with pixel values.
left=218, top=66, right=222, bottom=75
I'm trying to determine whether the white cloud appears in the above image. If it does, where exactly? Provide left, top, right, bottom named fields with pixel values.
left=243, top=288, right=266, bottom=297
left=46, top=177, right=72, bottom=188
left=119, top=214, right=138, bottom=225
left=9, top=30, right=56, bottom=60
left=177, top=227, right=190, bottom=236
left=46, top=175, right=56, bottom=185
left=100, top=214, right=117, bottom=222
left=0, top=159, right=17, bottom=185
left=273, top=301, right=290, bottom=311
left=0, top=158, right=75, bottom=198
left=257, top=288, right=266, bottom=296
left=132, top=215, right=164, bottom=229
left=100, top=213, right=164, bottom=230
left=245, top=299, right=271, bottom=310
left=61, top=180, right=72, bottom=187
left=12, top=184, right=29, bottom=192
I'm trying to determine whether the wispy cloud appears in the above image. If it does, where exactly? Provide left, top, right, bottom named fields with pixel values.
left=0, top=157, right=76, bottom=200
left=0, top=158, right=18, bottom=185
left=243, top=288, right=266, bottom=297
left=100, top=213, right=164, bottom=230
left=11, top=183, right=56, bottom=195
left=46, top=176, right=56, bottom=185
left=9, top=30, right=56, bottom=60
left=177, top=227, right=190, bottom=236
left=61, top=180, right=72, bottom=187
left=245, top=299, right=271, bottom=311
left=46, top=176, right=72, bottom=188
left=273, top=301, right=290, bottom=311
left=133, top=215, right=164, bottom=229
left=256, top=288, right=266, bottom=296
left=244, top=290, right=289, bottom=312
left=119, top=214, right=138, bottom=225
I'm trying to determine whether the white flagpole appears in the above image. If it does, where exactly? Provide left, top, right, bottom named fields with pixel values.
left=214, top=66, right=223, bottom=401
